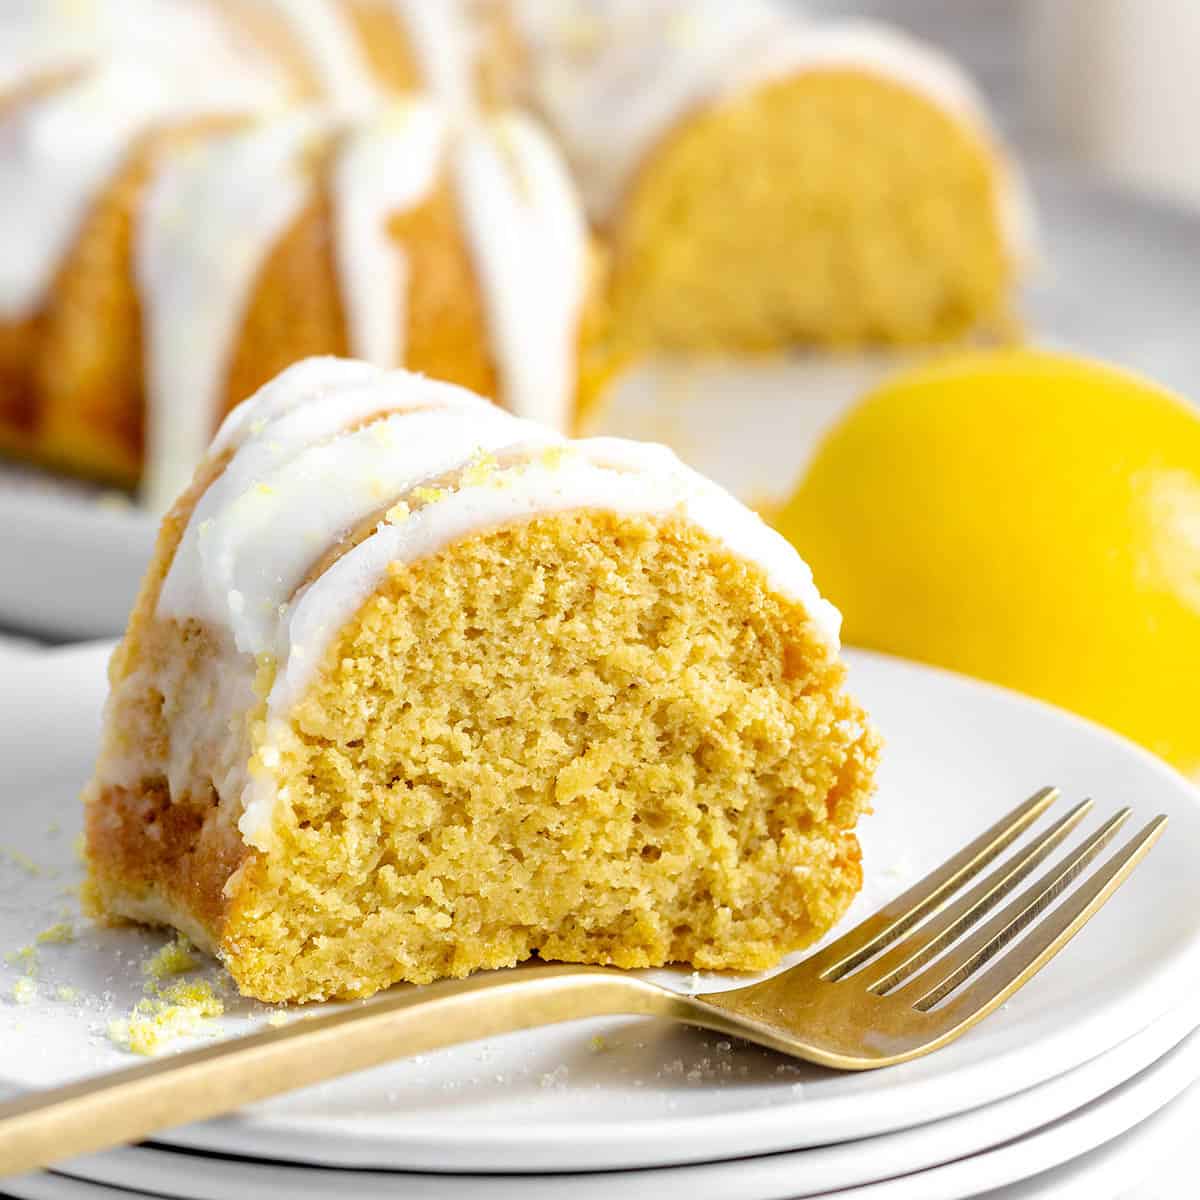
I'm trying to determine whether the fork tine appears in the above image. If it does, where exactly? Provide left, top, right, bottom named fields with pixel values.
left=864, top=798, right=1095, bottom=994
left=896, top=808, right=1149, bottom=1011
left=815, top=786, right=1059, bottom=982
left=912, top=815, right=1168, bottom=1019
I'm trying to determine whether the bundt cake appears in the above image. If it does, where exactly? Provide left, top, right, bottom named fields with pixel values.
left=0, top=0, right=1029, bottom=506
left=83, top=358, right=880, bottom=1003
left=520, top=0, right=1032, bottom=357
left=0, top=0, right=575, bottom=508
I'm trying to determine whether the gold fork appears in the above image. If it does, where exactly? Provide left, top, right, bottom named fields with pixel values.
left=0, top=787, right=1166, bottom=1177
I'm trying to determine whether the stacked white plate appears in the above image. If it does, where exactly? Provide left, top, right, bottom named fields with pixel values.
left=2, top=643, right=1199, bottom=1199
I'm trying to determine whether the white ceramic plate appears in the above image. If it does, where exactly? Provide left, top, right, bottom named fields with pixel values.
left=10, top=1027, right=1200, bottom=1200
left=0, top=470, right=153, bottom=640
left=48, top=998, right=1200, bottom=1200
left=828, top=1021, right=1200, bottom=1199
left=1, top=644, right=1199, bottom=1174
left=983, top=1058, right=1198, bottom=1200
left=3, top=162, right=1200, bottom=643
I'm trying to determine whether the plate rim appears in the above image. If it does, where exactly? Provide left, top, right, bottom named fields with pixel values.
left=49, top=1000, right=1200, bottom=1196
left=3, top=642, right=1200, bottom=1172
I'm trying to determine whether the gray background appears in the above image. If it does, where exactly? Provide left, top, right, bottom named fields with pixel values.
left=806, top=0, right=1200, bottom=401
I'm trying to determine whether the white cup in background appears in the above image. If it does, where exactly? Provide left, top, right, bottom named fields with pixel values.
left=1029, top=0, right=1200, bottom=209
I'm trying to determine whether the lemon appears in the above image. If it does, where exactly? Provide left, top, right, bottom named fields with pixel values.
left=776, top=349, right=1200, bottom=776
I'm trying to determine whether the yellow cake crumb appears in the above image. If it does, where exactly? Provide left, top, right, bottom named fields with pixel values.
left=155, top=979, right=224, bottom=1013
left=36, top=922, right=76, bottom=945
left=54, top=985, right=79, bottom=1002
left=107, top=980, right=224, bottom=1056
left=142, top=936, right=197, bottom=980
left=265, top=1011, right=291, bottom=1028
left=232, top=514, right=872, bottom=1000
left=11, top=978, right=37, bottom=1006
left=459, top=451, right=500, bottom=487
left=2, top=850, right=41, bottom=877
left=411, top=484, right=449, bottom=505
left=4, top=945, right=37, bottom=973
left=107, top=1008, right=192, bottom=1057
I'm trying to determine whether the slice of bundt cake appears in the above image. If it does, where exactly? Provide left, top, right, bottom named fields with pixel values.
left=84, top=358, right=880, bottom=1003
left=522, top=1, right=1032, bottom=356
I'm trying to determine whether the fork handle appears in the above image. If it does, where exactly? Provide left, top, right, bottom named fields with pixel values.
left=0, top=965, right=692, bottom=1178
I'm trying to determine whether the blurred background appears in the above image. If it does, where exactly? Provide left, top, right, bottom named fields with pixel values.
left=804, top=0, right=1200, bottom=399
left=2, top=0, right=1199, bottom=655
left=820, top=0, right=1200, bottom=208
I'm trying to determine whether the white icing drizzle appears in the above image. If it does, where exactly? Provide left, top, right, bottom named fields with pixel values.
left=149, top=361, right=841, bottom=848
left=0, top=0, right=285, bottom=96
left=165, top=405, right=554, bottom=654
left=209, top=356, right=383, bottom=454
left=2, top=5, right=589, bottom=507
left=333, top=107, right=589, bottom=429
left=520, top=1, right=1029, bottom=255
left=0, top=64, right=171, bottom=321
left=159, top=359, right=550, bottom=650
left=0, top=0, right=122, bottom=93
left=388, top=0, right=480, bottom=117
left=165, top=371, right=440, bottom=624
left=0, top=5, right=288, bottom=321
left=516, top=0, right=795, bottom=222
left=137, top=111, right=326, bottom=512
left=453, top=113, right=588, bottom=432
left=239, top=432, right=840, bottom=846
left=254, top=0, right=380, bottom=116
left=730, top=22, right=993, bottom=134
left=132, top=101, right=583, bottom=511
left=269, top=436, right=839, bottom=713
left=332, top=102, right=446, bottom=368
